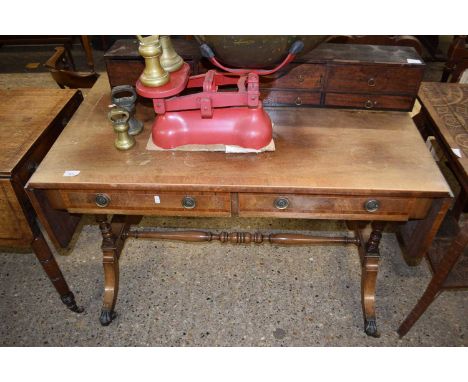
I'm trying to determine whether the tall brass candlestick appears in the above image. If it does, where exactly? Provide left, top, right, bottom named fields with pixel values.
left=137, top=35, right=169, bottom=87
left=159, top=36, right=183, bottom=72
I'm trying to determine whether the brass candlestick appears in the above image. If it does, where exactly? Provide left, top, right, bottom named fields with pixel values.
left=108, top=107, right=135, bottom=150
left=159, top=36, right=183, bottom=72
left=137, top=35, right=169, bottom=87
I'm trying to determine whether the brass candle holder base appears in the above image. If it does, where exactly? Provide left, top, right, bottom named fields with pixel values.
left=137, top=35, right=169, bottom=88
left=160, top=36, right=184, bottom=73
left=108, top=107, right=135, bottom=150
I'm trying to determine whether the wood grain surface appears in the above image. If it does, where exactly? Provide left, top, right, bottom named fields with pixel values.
left=27, top=75, right=450, bottom=198
left=0, top=88, right=78, bottom=176
left=418, top=82, right=468, bottom=182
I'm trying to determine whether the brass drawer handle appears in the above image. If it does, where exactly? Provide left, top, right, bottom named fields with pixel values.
left=95, top=193, right=111, bottom=208
left=274, top=197, right=290, bottom=210
left=367, top=77, right=376, bottom=87
left=182, top=196, right=196, bottom=209
left=364, top=199, right=380, bottom=213
left=364, top=100, right=374, bottom=109
left=295, top=97, right=302, bottom=106
left=297, top=74, right=304, bottom=83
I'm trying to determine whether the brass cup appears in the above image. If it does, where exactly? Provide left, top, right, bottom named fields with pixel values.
left=108, top=107, right=135, bottom=150
left=159, top=36, right=184, bottom=73
left=137, top=35, right=169, bottom=87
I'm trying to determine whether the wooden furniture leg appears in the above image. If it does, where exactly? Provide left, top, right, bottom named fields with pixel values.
left=397, top=224, right=468, bottom=337
left=398, top=198, right=451, bottom=266
left=31, top=231, right=83, bottom=313
left=80, top=35, right=95, bottom=70
left=96, top=214, right=141, bottom=326
left=360, top=221, right=386, bottom=337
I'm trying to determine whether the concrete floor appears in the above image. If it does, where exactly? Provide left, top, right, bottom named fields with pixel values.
left=0, top=43, right=467, bottom=346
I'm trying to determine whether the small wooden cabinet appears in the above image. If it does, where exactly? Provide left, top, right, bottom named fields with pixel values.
left=105, top=40, right=425, bottom=111
left=0, top=88, right=83, bottom=312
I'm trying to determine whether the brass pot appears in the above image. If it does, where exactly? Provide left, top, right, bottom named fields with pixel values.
left=195, top=35, right=327, bottom=68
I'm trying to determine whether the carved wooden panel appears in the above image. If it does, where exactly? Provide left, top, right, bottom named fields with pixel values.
left=419, top=83, right=468, bottom=158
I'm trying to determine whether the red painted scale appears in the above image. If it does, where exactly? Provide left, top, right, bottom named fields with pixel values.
left=136, top=41, right=304, bottom=150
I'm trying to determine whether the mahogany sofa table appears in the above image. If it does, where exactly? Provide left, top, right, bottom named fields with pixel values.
left=26, top=76, right=452, bottom=337
left=0, top=88, right=83, bottom=313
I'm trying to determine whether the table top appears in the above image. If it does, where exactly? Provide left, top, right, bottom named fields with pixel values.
left=28, top=76, right=450, bottom=197
left=418, top=82, right=468, bottom=183
left=0, top=88, right=78, bottom=176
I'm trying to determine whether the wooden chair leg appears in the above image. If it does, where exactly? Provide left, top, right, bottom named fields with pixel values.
left=397, top=224, right=468, bottom=337
left=31, top=232, right=83, bottom=313
left=80, top=35, right=95, bottom=70
left=63, top=42, right=76, bottom=71
left=361, top=221, right=386, bottom=337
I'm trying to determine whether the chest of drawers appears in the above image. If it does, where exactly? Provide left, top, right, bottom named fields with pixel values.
left=105, top=40, right=425, bottom=111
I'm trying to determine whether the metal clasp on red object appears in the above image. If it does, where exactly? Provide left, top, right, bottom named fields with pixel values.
left=153, top=99, right=166, bottom=114
left=200, top=97, right=213, bottom=118
left=247, top=73, right=259, bottom=108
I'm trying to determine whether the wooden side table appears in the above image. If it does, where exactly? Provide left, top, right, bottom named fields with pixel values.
left=398, top=82, right=468, bottom=336
left=0, top=88, right=83, bottom=312
left=26, top=76, right=452, bottom=336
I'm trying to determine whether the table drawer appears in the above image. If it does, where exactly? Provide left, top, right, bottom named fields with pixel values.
left=326, top=64, right=423, bottom=94
left=261, top=90, right=321, bottom=107
left=324, top=92, right=414, bottom=111
left=49, top=190, right=231, bottom=217
left=238, top=193, right=432, bottom=220
left=260, top=64, right=325, bottom=90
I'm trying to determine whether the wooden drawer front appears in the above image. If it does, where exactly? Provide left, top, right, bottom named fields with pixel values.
left=260, top=64, right=325, bottom=90
left=324, top=92, right=414, bottom=111
left=0, top=180, right=32, bottom=245
left=105, top=60, right=144, bottom=88
left=326, top=65, right=423, bottom=94
left=238, top=193, right=432, bottom=221
left=261, top=90, right=321, bottom=107
left=52, top=190, right=231, bottom=217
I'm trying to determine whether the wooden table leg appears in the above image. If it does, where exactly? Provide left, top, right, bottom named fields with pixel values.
left=31, top=232, right=83, bottom=313
left=398, top=198, right=451, bottom=266
left=360, top=221, right=386, bottom=337
left=96, top=214, right=141, bottom=326
left=397, top=224, right=468, bottom=337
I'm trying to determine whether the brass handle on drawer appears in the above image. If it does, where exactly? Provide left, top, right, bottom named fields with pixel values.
left=367, top=77, right=376, bottom=87
left=95, top=193, right=111, bottom=208
left=364, top=100, right=374, bottom=109
left=274, top=197, right=290, bottom=210
left=295, top=97, right=302, bottom=106
left=297, top=74, right=304, bottom=83
left=364, top=199, right=380, bottom=213
left=182, top=196, right=196, bottom=209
